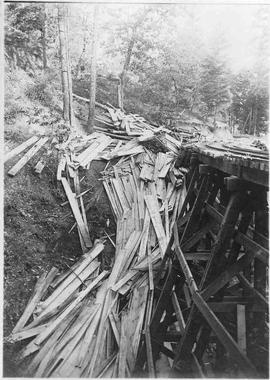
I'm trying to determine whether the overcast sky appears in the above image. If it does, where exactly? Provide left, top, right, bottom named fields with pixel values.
left=195, top=4, right=268, bottom=72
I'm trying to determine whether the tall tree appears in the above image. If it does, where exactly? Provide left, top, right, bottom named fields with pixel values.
left=199, top=55, right=231, bottom=120
left=41, top=4, right=47, bottom=70
left=58, top=4, right=73, bottom=125
left=87, top=5, right=98, bottom=134
left=5, top=3, right=45, bottom=71
left=118, top=7, right=157, bottom=110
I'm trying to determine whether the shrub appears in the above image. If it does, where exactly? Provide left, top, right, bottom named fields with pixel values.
left=4, top=68, right=33, bottom=122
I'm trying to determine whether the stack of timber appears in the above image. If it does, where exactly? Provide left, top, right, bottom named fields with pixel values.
left=7, top=129, right=188, bottom=377
left=73, top=92, right=189, bottom=144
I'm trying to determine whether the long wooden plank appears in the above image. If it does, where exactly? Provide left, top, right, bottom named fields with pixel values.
left=172, top=291, right=186, bottom=334
left=49, top=307, right=97, bottom=377
left=111, top=270, right=137, bottom=292
left=108, top=313, right=120, bottom=346
left=27, top=306, right=80, bottom=374
left=138, top=208, right=151, bottom=258
left=61, top=177, right=92, bottom=247
left=37, top=262, right=100, bottom=321
left=78, top=307, right=102, bottom=371
left=118, top=314, right=128, bottom=378
left=12, top=267, right=58, bottom=333
left=145, top=325, right=156, bottom=377
left=21, top=271, right=108, bottom=358
left=145, top=194, right=167, bottom=256
left=8, top=137, right=48, bottom=176
left=38, top=305, right=94, bottom=376
left=39, top=243, right=103, bottom=311
left=8, top=323, right=49, bottom=343
left=237, top=305, right=246, bottom=354
left=4, top=135, right=39, bottom=162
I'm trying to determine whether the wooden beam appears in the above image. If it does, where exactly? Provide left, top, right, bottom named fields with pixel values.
left=145, top=326, right=156, bottom=377
left=235, top=232, right=268, bottom=264
left=61, top=178, right=92, bottom=248
left=205, top=203, right=223, bottom=224
left=207, top=301, right=265, bottom=313
left=180, top=174, right=210, bottom=245
left=184, top=252, right=210, bottom=261
left=181, top=222, right=214, bottom=252
left=195, top=151, right=269, bottom=188
left=151, top=338, right=175, bottom=359
left=150, top=263, right=177, bottom=334
left=224, top=176, right=265, bottom=193
left=237, top=304, right=246, bottom=354
left=200, top=192, right=247, bottom=289
left=237, top=273, right=268, bottom=308
left=172, top=291, right=186, bottom=334
left=174, top=225, right=198, bottom=295
left=200, top=254, right=254, bottom=301
left=192, top=292, right=258, bottom=377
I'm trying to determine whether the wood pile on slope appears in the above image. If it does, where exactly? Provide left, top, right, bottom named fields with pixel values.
left=5, top=97, right=193, bottom=178
left=6, top=120, right=188, bottom=376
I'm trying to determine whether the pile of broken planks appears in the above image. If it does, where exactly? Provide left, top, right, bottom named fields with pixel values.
left=5, top=97, right=189, bottom=178
left=73, top=92, right=188, bottom=145
left=6, top=125, right=189, bottom=377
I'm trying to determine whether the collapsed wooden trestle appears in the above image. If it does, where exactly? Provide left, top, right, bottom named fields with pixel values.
left=136, top=150, right=269, bottom=378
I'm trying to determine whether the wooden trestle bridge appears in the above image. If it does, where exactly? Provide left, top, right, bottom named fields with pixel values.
left=136, top=143, right=269, bottom=378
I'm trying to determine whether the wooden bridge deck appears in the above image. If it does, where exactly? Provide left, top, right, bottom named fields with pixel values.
left=194, top=142, right=269, bottom=187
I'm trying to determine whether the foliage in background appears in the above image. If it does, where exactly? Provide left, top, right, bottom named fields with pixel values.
left=4, top=2, right=269, bottom=135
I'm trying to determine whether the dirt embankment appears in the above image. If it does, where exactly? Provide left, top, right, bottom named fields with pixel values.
left=4, top=136, right=115, bottom=376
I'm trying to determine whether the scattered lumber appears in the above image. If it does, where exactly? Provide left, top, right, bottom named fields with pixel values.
left=9, top=121, right=189, bottom=377
left=61, top=177, right=92, bottom=248
left=8, top=136, right=49, bottom=177
left=4, top=135, right=40, bottom=162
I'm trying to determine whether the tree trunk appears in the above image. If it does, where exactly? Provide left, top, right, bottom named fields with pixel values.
left=65, top=6, right=75, bottom=126
left=118, top=8, right=150, bottom=110
left=75, top=17, right=88, bottom=79
left=119, top=35, right=135, bottom=110
left=42, top=4, right=47, bottom=70
left=248, top=107, right=253, bottom=135
left=117, top=80, right=123, bottom=109
left=253, top=94, right=258, bottom=136
left=58, top=4, right=73, bottom=126
left=87, top=6, right=98, bottom=134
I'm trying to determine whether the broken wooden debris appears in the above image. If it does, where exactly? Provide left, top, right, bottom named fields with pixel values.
left=8, top=136, right=49, bottom=177
left=9, top=124, right=189, bottom=377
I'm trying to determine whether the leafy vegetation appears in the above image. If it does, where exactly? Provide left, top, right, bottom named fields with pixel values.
left=4, top=3, right=269, bottom=135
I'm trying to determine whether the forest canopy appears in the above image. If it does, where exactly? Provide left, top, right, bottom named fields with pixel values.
left=4, top=2, right=270, bottom=135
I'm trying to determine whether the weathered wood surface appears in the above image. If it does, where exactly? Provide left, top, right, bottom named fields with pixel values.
left=8, top=137, right=49, bottom=176
left=5, top=135, right=39, bottom=162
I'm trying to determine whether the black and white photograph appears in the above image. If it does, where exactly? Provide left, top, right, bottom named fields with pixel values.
left=3, top=1, right=269, bottom=378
